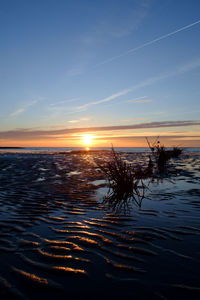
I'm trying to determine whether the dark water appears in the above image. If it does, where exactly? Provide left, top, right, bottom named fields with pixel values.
left=0, top=151, right=200, bottom=299
left=1, top=146, right=200, bottom=153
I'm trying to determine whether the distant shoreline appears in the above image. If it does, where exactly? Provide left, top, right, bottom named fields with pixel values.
left=0, top=147, right=24, bottom=149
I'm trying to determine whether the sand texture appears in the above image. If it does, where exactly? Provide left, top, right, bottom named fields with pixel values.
left=0, top=151, right=200, bottom=299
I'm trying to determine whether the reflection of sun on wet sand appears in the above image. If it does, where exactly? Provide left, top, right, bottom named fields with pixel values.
left=0, top=149, right=200, bottom=300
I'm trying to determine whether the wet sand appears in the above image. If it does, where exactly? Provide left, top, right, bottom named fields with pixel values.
left=0, top=151, right=200, bottom=299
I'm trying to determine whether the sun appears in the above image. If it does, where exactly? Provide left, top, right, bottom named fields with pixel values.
left=82, top=134, right=93, bottom=146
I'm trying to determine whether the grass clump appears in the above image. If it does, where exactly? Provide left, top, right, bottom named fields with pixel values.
left=97, top=138, right=182, bottom=211
left=98, top=147, right=149, bottom=211
left=146, top=137, right=182, bottom=172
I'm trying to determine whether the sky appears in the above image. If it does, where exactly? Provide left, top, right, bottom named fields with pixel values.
left=0, top=0, right=200, bottom=147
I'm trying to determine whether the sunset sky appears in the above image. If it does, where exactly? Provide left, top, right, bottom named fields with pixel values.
left=0, top=0, right=200, bottom=147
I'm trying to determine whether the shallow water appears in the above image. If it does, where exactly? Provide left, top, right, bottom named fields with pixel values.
left=0, top=151, right=200, bottom=299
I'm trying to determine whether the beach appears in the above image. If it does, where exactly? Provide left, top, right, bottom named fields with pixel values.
left=0, top=150, right=200, bottom=299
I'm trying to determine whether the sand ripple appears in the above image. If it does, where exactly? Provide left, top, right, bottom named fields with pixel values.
left=0, top=151, right=200, bottom=299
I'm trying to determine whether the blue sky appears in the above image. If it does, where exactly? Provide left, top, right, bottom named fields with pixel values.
left=0, top=0, right=200, bottom=147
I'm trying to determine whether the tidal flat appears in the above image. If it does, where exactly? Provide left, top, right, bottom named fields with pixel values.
left=0, top=150, right=200, bottom=299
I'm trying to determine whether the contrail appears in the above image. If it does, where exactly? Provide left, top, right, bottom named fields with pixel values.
left=96, top=19, right=200, bottom=67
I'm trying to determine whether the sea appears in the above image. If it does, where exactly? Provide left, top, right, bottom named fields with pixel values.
left=0, top=146, right=200, bottom=153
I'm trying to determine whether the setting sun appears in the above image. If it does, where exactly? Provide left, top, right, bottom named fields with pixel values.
left=82, top=134, right=94, bottom=145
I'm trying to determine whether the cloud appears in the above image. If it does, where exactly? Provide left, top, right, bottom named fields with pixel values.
left=72, top=56, right=200, bottom=113
left=82, top=0, right=150, bottom=46
left=10, top=98, right=45, bottom=118
left=74, top=88, right=131, bottom=111
left=128, top=99, right=152, bottom=103
left=96, top=19, right=200, bottom=67
left=1, top=120, right=200, bottom=140
left=121, top=118, right=149, bottom=122
left=45, top=56, right=200, bottom=120
left=50, top=98, right=80, bottom=106
left=174, top=137, right=200, bottom=141
left=68, top=120, right=80, bottom=124
left=96, top=135, right=200, bottom=141
left=66, top=67, right=84, bottom=77
left=129, top=57, right=200, bottom=91
left=10, top=108, right=25, bottom=117
left=68, top=117, right=90, bottom=124
left=178, top=58, right=200, bottom=73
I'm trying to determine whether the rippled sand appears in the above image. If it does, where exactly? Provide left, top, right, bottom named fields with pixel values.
left=0, top=151, right=200, bottom=299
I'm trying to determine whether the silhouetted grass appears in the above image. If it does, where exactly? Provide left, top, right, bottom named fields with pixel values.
left=146, top=137, right=182, bottom=172
left=97, top=147, right=149, bottom=211
left=96, top=139, right=182, bottom=211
